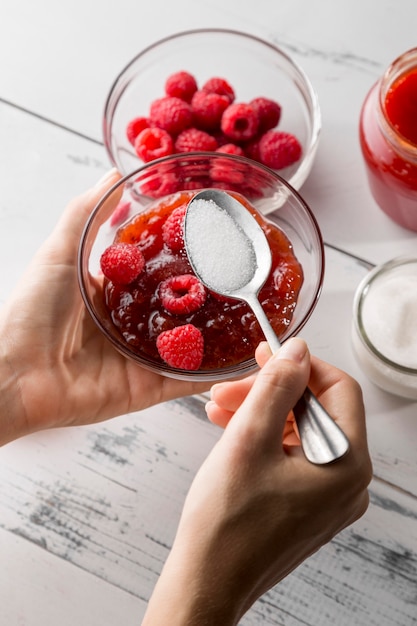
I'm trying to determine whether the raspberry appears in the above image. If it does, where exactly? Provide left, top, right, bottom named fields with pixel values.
left=215, top=143, right=245, bottom=156
left=175, top=127, right=218, bottom=153
left=210, top=130, right=229, bottom=146
left=258, top=130, right=302, bottom=169
left=110, top=200, right=131, bottom=227
left=158, top=274, right=207, bottom=314
left=139, top=171, right=180, bottom=198
left=244, top=138, right=261, bottom=161
left=162, top=204, right=187, bottom=251
left=165, top=71, right=198, bottom=103
left=100, top=243, right=145, bottom=285
left=221, top=103, right=259, bottom=141
left=156, top=323, right=204, bottom=370
left=126, top=116, right=150, bottom=145
left=202, top=77, right=235, bottom=103
left=150, top=96, right=194, bottom=135
left=134, top=127, right=174, bottom=162
left=249, top=97, right=282, bottom=132
left=210, top=149, right=246, bottom=184
left=191, top=90, right=230, bottom=130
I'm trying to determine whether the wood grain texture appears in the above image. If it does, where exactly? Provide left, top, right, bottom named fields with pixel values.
left=0, top=99, right=416, bottom=626
left=0, top=528, right=145, bottom=626
left=1, top=2, right=417, bottom=623
left=0, top=399, right=416, bottom=625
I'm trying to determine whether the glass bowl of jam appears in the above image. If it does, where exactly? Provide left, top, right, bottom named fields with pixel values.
left=359, top=47, right=417, bottom=231
left=103, top=28, right=321, bottom=194
left=78, top=153, right=324, bottom=381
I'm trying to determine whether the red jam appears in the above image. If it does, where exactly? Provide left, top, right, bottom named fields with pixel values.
left=359, top=49, right=417, bottom=231
left=385, top=68, right=417, bottom=145
left=103, top=190, right=303, bottom=371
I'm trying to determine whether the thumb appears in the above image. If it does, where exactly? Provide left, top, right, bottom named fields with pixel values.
left=42, top=168, right=123, bottom=266
left=230, top=338, right=310, bottom=447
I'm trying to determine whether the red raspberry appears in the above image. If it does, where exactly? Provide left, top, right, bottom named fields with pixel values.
left=210, top=150, right=246, bottom=185
left=175, top=128, right=218, bottom=153
left=150, top=96, right=194, bottom=135
left=158, top=274, right=207, bottom=314
left=139, top=171, right=180, bottom=198
left=191, top=90, right=230, bottom=130
left=126, top=116, right=150, bottom=145
left=202, top=77, right=235, bottom=103
left=215, top=143, right=245, bottom=156
left=134, top=127, right=174, bottom=162
left=162, top=204, right=187, bottom=251
left=249, top=97, right=282, bottom=132
left=210, top=130, right=230, bottom=146
left=258, top=130, right=302, bottom=169
left=156, top=323, right=204, bottom=370
left=244, top=137, right=261, bottom=162
left=100, top=243, right=145, bottom=285
left=221, top=103, right=259, bottom=141
left=165, top=71, right=198, bottom=103
left=110, top=200, right=131, bottom=227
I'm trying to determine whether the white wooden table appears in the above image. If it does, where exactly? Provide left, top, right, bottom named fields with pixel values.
left=0, top=1, right=416, bottom=624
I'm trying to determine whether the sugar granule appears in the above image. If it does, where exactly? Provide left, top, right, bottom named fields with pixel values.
left=185, top=198, right=256, bottom=293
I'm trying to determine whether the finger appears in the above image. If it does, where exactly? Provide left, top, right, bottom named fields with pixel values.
left=283, top=415, right=299, bottom=442
left=205, top=400, right=234, bottom=429
left=255, top=341, right=272, bottom=367
left=308, top=355, right=368, bottom=449
left=228, top=338, right=310, bottom=447
left=258, top=343, right=368, bottom=454
left=210, top=373, right=258, bottom=413
left=283, top=431, right=302, bottom=447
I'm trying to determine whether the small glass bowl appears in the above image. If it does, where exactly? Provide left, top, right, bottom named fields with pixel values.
left=352, top=256, right=417, bottom=399
left=78, top=153, right=324, bottom=381
left=103, top=28, right=321, bottom=192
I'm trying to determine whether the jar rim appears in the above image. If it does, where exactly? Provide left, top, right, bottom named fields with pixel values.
left=377, top=47, right=417, bottom=160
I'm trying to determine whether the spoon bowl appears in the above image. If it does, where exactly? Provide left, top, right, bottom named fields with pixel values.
left=185, top=189, right=350, bottom=464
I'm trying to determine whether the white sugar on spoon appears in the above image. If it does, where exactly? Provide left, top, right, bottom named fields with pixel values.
left=184, top=197, right=257, bottom=293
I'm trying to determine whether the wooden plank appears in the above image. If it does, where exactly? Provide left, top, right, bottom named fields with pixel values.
left=248, top=479, right=417, bottom=626
left=0, top=400, right=217, bottom=597
left=0, top=44, right=416, bottom=625
left=0, top=526, right=145, bottom=626
left=0, top=100, right=109, bottom=304
left=0, top=398, right=416, bottom=625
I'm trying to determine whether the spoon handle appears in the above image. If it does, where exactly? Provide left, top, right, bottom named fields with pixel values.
left=246, top=295, right=350, bottom=465
left=293, top=389, right=350, bottom=464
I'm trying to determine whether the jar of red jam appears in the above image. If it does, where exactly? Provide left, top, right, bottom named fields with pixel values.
left=359, top=47, right=417, bottom=231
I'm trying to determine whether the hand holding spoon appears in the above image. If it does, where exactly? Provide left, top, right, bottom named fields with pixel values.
left=184, top=189, right=350, bottom=465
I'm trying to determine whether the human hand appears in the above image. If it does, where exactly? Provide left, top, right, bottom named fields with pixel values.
left=142, top=338, right=372, bottom=625
left=0, top=170, right=209, bottom=445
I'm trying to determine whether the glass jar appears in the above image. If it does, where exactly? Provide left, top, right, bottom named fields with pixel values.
left=359, top=48, right=417, bottom=231
left=351, top=256, right=417, bottom=400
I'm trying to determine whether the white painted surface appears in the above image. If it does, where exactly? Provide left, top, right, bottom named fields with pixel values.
left=0, top=1, right=416, bottom=624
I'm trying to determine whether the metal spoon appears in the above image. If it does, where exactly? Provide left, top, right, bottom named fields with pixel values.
left=184, top=189, right=350, bottom=465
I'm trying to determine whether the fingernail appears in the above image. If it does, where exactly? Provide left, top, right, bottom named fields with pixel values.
left=94, top=168, right=120, bottom=188
left=205, top=400, right=216, bottom=414
left=210, top=382, right=224, bottom=394
left=274, top=337, right=308, bottom=363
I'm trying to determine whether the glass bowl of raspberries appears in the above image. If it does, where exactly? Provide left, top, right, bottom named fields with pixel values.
left=103, top=28, right=321, bottom=195
left=78, top=153, right=324, bottom=381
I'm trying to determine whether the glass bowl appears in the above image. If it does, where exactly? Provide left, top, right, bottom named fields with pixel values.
left=78, top=153, right=324, bottom=381
left=352, top=256, right=417, bottom=399
left=103, top=28, right=321, bottom=193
